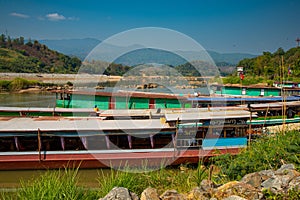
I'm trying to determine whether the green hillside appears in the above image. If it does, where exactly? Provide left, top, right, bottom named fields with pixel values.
left=222, top=47, right=300, bottom=85
left=237, top=47, right=300, bottom=81
left=0, top=35, right=81, bottom=73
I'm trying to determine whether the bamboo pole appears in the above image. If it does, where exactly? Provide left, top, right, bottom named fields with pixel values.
left=173, top=117, right=179, bottom=156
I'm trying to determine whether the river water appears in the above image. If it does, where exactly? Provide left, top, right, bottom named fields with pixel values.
left=0, top=92, right=56, bottom=108
left=0, top=169, right=101, bottom=189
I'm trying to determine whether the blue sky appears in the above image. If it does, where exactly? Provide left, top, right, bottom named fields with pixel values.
left=0, top=0, right=300, bottom=54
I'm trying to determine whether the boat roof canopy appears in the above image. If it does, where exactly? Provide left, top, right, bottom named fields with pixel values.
left=0, top=118, right=171, bottom=133
left=165, top=110, right=256, bottom=122
left=187, top=96, right=300, bottom=102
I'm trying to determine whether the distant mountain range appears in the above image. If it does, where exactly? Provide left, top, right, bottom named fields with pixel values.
left=40, top=38, right=99, bottom=61
left=40, top=38, right=257, bottom=66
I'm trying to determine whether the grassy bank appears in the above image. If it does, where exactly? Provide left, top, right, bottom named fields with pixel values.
left=1, top=130, right=299, bottom=199
left=212, top=130, right=300, bottom=181
left=0, top=164, right=208, bottom=199
left=0, top=78, right=56, bottom=92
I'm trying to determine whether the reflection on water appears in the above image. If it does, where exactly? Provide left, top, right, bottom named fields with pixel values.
left=0, top=92, right=56, bottom=108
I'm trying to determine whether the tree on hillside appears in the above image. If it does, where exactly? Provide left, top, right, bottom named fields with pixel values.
left=0, top=34, right=6, bottom=47
left=26, top=38, right=33, bottom=47
left=237, top=47, right=300, bottom=82
left=20, top=36, right=24, bottom=45
left=7, top=36, right=12, bottom=47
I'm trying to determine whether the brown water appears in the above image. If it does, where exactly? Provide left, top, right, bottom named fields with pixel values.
left=0, top=92, right=56, bottom=108
left=0, top=169, right=102, bottom=189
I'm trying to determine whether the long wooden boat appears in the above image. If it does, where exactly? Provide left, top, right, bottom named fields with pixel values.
left=53, top=89, right=300, bottom=110
left=0, top=108, right=255, bottom=170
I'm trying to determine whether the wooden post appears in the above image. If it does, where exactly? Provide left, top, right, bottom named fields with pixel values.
left=14, top=136, right=20, bottom=151
left=150, top=134, right=154, bottom=148
left=105, top=135, right=110, bottom=149
left=173, top=117, right=179, bottom=156
left=248, top=109, right=252, bottom=147
left=60, top=137, right=65, bottom=151
left=175, top=117, right=179, bottom=148
left=81, top=137, right=88, bottom=150
left=62, top=91, right=65, bottom=108
left=38, top=129, right=42, bottom=161
left=127, top=135, right=132, bottom=149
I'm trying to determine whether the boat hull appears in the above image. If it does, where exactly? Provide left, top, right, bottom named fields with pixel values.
left=0, top=148, right=241, bottom=170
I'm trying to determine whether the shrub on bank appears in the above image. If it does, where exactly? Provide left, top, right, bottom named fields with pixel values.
left=0, top=78, right=57, bottom=92
left=0, top=80, right=10, bottom=90
left=212, top=130, right=300, bottom=181
left=8, top=78, right=31, bottom=91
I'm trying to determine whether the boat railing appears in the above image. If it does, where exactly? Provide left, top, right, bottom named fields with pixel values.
left=176, top=138, right=203, bottom=148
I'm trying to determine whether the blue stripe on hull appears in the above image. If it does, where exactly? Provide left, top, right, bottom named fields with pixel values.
left=202, top=138, right=247, bottom=150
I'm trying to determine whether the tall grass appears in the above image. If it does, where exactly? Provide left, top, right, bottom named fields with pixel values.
left=2, top=168, right=98, bottom=200
left=212, top=130, right=300, bottom=181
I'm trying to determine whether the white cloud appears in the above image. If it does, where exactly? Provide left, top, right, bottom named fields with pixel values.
left=45, top=13, right=79, bottom=21
left=46, top=13, right=66, bottom=21
left=10, top=12, right=30, bottom=19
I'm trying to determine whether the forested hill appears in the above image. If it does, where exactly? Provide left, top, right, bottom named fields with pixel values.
left=0, top=35, right=81, bottom=73
left=237, top=47, right=300, bottom=81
